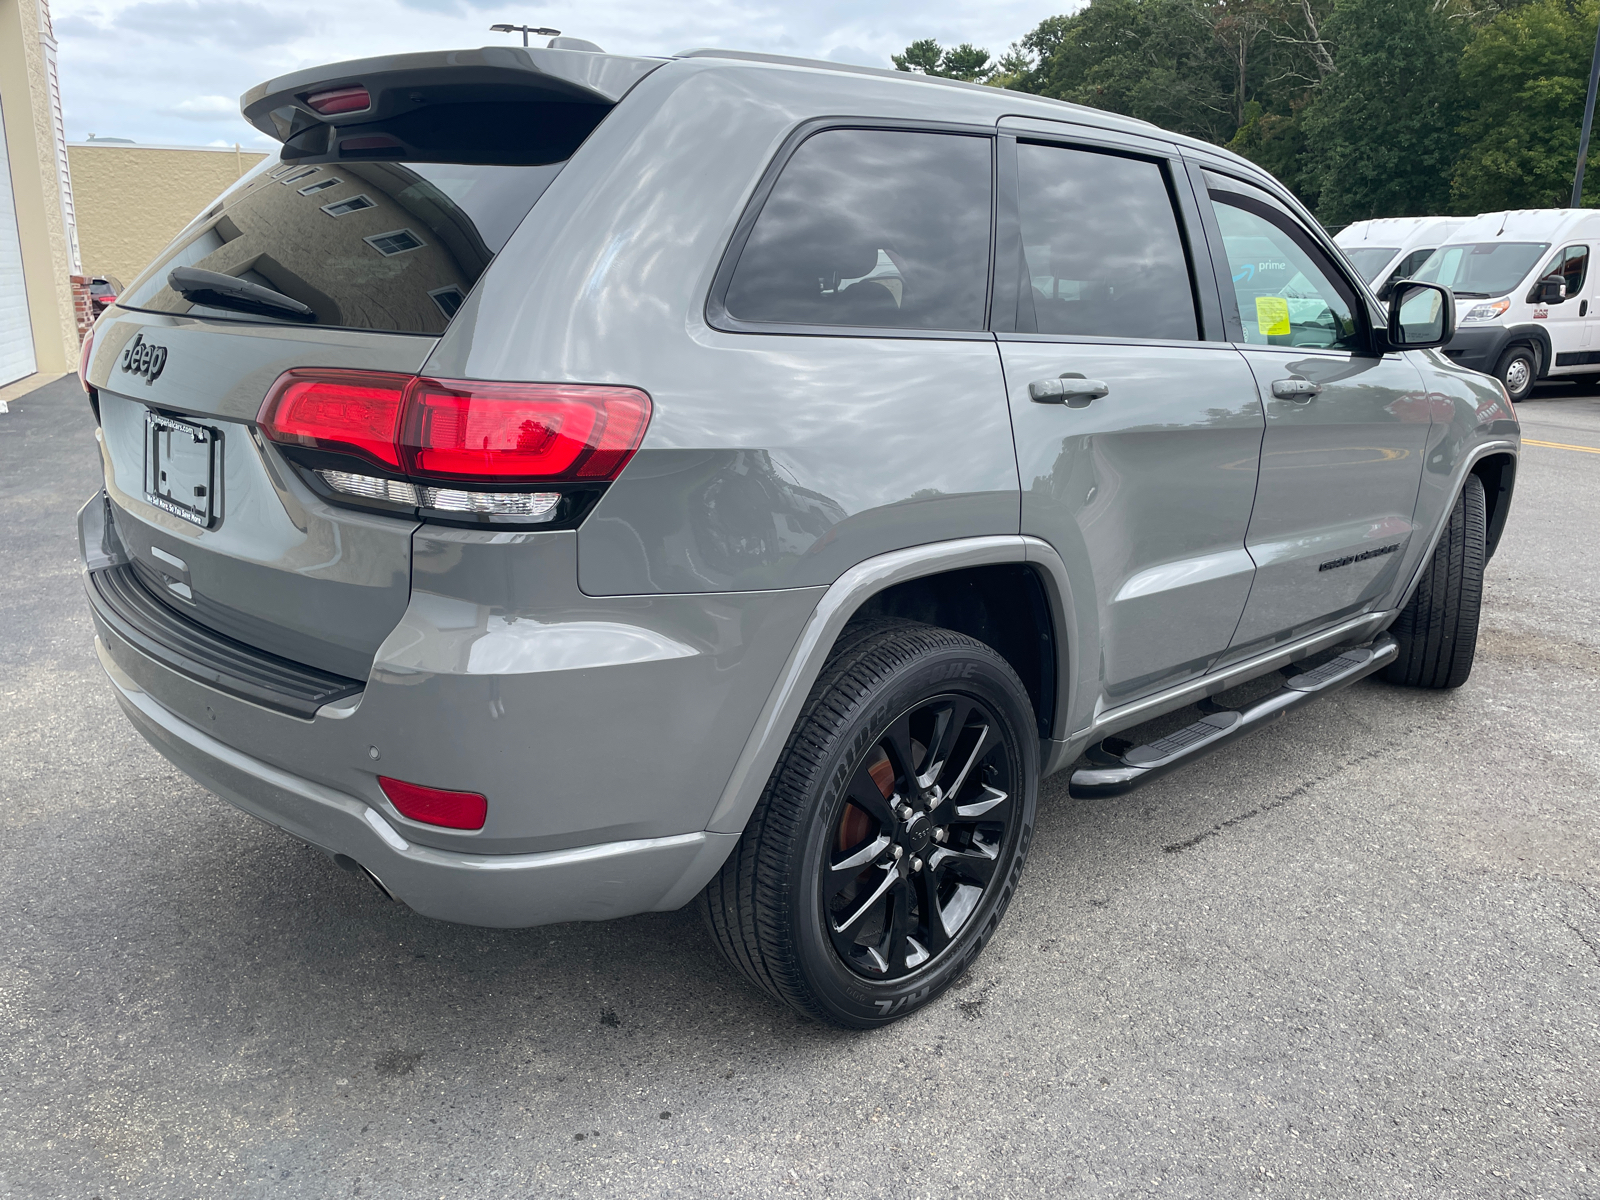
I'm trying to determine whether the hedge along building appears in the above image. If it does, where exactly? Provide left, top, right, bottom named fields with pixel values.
left=0, top=0, right=80, bottom=387
left=68, top=141, right=270, bottom=288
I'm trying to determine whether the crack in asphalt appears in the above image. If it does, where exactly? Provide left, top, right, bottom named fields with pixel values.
left=1162, top=747, right=1391, bottom=855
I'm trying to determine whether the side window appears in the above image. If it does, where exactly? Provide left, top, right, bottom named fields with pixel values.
left=1392, top=247, right=1436, bottom=281
left=1013, top=143, right=1197, bottom=340
left=722, top=129, right=992, bottom=331
left=1205, top=176, right=1364, bottom=351
left=1541, top=245, right=1589, bottom=298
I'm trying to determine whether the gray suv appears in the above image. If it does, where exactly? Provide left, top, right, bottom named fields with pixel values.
left=78, top=45, right=1520, bottom=1027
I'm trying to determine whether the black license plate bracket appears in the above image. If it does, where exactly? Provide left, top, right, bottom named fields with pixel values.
left=144, top=410, right=218, bottom=527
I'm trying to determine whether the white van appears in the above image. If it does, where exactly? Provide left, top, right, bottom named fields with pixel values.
left=1414, top=208, right=1600, bottom=400
left=1336, top=216, right=1464, bottom=301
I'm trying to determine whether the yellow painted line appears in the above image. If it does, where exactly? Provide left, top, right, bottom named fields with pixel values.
left=1523, top=438, right=1600, bottom=455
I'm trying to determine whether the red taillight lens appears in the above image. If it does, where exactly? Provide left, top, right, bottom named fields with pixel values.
left=401, top=379, right=651, bottom=482
left=378, top=776, right=487, bottom=831
left=258, top=369, right=410, bottom=469
left=78, top=326, right=96, bottom=394
left=306, top=85, right=370, bottom=115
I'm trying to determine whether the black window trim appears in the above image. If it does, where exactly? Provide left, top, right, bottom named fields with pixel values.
left=991, top=131, right=1220, bottom=347
left=704, top=116, right=999, bottom=342
left=1189, top=159, right=1391, bottom=355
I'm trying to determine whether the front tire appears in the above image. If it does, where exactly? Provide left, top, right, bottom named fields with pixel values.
left=702, top=619, right=1038, bottom=1027
left=1383, top=473, right=1486, bottom=689
left=1495, top=345, right=1537, bottom=402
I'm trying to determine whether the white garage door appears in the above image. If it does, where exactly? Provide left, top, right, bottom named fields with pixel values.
left=0, top=96, right=39, bottom=388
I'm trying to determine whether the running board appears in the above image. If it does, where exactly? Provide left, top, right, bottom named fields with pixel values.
left=1067, top=635, right=1398, bottom=798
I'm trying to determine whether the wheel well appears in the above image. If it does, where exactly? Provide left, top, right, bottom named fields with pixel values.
left=847, top=564, right=1057, bottom=739
left=1472, top=452, right=1516, bottom=561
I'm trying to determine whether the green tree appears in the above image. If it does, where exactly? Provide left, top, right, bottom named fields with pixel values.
left=892, top=39, right=997, bottom=82
left=1453, top=0, right=1600, bottom=210
left=1298, top=0, right=1465, bottom=225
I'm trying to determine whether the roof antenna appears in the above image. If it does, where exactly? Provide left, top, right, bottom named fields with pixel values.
left=491, top=23, right=560, bottom=47
left=1496, top=211, right=1509, bottom=236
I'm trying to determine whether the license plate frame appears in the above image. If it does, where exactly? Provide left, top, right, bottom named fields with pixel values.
left=143, top=410, right=218, bottom=528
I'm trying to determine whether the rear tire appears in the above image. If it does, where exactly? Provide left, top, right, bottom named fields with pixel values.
left=1495, top=345, right=1537, bottom=402
left=1383, top=473, right=1486, bottom=689
left=702, top=619, right=1038, bottom=1028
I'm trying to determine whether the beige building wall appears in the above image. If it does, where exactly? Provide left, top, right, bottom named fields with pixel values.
left=69, top=143, right=270, bottom=286
left=0, top=0, right=80, bottom=375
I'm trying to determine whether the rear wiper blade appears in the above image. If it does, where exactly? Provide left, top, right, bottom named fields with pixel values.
left=167, top=266, right=315, bottom=322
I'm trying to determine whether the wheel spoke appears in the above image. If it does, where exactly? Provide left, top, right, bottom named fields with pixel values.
left=916, top=699, right=971, bottom=792
left=940, top=722, right=991, bottom=809
left=845, top=762, right=898, bottom=826
left=880, top=713, right=920, bottom=794
left=915, top=868, right=951, bottom=954
left=831, top=863, right=898, bottom=934
left=830, top=832, right=892, bottom=874
left=954, top=783, right=1007, bottom=819
left=886, top=881, right=917, bottom=971
left=929, top=840, right=998, bottom=887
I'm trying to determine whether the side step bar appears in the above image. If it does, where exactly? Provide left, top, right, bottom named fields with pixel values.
left=1068, top=635, right=1398, bottom=798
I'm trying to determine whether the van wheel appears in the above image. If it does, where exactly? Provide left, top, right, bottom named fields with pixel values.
left=1495, top=345, right=1537, bottom=402
left=701, top=619, right=1037, bottom=1028
left=1383, top=473, right=1486, bottom=689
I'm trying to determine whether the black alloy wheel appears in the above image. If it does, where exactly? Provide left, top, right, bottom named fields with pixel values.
left=823, top=692, right=1015, bottom=980
left=702, top=618, right=1038, bottom=1028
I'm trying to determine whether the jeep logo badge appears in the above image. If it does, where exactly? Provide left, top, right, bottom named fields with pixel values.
left=120, top=333, right=167, bottom=384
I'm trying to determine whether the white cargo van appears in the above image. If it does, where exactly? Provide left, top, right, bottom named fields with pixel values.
left=1415, top=208, right=1600, bottom=400
left=1336, top=216, right=1464, bottom=301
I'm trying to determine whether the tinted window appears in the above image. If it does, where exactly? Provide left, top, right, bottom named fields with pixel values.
left=1014, top=144, right=1196, bottom=340
left=1342, top=245, right=1401, bottom=282
left=118, top=160, right=564, bottom=335
left=1541, top=244, right=1590, bottom=298
left=723, top=129, right=992, bottom=331
left=1411, top=241, right=1550, bottom=298
left=1207, top=182, right=1362, bottom=351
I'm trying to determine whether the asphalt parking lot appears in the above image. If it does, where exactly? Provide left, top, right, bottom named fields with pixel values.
left=2, top=372, right=1597, bottom=1199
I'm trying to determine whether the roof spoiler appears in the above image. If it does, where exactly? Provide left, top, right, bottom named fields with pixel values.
left=240, top=47, right=663, bottom=149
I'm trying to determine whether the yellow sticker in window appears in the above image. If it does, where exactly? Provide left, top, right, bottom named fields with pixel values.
left=1255, top=296, right=1291, bottom=336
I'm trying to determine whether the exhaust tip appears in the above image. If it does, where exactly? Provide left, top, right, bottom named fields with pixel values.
left=332, top=853, right=396, bottom=902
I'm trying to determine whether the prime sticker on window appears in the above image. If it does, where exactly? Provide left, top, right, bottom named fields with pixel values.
left=1255, top=296, right=1291, bottom=336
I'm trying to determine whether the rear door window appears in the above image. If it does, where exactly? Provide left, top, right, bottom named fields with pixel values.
left=118, top=160, right=565, bottom=335
left=1012, top=143, right=1197, bottom=340
left=721, top=129, right=993, bottom=332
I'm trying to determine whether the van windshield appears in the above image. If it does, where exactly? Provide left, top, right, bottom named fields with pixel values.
left=117, top=158, right=564, bottom=335
left=1341, top=246, right=1400, bottom=282
left=1410, top=241, right=1551, bottom=298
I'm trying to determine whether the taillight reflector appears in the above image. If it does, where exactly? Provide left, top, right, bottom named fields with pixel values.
left=306, top=85, right=371, bottom=115
left=258, top=371, right=652, bottom=485
left=379, top=776, right=487, bottom=830
left=258, top=369, right=409, bottom=469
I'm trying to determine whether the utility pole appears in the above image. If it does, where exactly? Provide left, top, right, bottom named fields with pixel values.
left=490, top=23, right=560, bottom=47
left=1573, top=7, right=1600, bottom=207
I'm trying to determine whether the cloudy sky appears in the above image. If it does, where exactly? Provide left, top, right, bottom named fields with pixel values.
left=51, top=0, right=1070, bottom=149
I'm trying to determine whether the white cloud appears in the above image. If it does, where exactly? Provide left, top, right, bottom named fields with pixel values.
left=52, top=0, right=1075, bottom=148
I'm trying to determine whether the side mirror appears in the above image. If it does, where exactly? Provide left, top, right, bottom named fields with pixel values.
left=1386, top=280, right=1455, bottom=351
left=1531, top=274, right=1566, bottom=304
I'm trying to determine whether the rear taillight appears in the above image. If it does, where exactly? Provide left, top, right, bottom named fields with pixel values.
left=78, top=326, right=96, bottom=394
left=258, top=369, right=408, bottom=470
left=257, top=371, right=652, bottom=522
left=401, top=379, right=653, bottom=483
left=306, top=85, right=370, bottom=115
left=378, top=776, right=487, bottom=831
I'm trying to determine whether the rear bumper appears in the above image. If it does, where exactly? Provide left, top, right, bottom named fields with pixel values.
left=96, top=637, right=735, bottom=927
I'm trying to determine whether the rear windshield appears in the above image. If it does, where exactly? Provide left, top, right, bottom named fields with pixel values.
left=1411, top=241, right=1551, bottom=298
left=118, top=159, right=564, bottom=335
left=1340, top=245, right=1400, bottom=283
